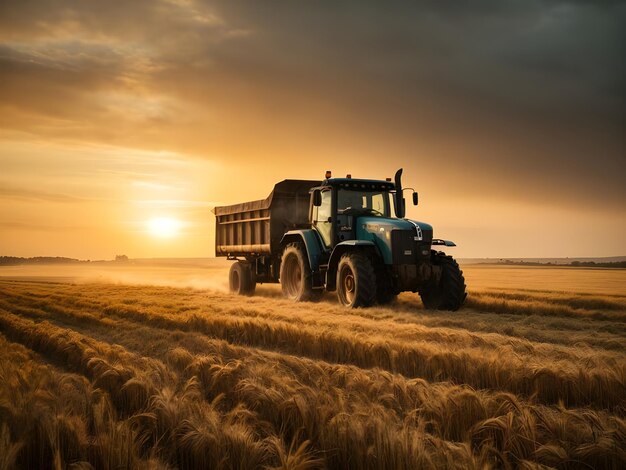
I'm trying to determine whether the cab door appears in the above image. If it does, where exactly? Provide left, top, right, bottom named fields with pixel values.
left=312, top=189, right=332, bottom=249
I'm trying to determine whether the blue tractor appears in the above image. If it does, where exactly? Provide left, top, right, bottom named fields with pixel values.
left=214, top=169, right=466, bottom=310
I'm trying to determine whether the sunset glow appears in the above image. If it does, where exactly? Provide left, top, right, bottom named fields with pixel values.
left=147, top=217, right=181, bottom=239
left=0, top=2, right=623, bottom=259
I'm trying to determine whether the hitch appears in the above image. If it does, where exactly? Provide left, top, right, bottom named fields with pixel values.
left=432, top=239, right=456, bottom=247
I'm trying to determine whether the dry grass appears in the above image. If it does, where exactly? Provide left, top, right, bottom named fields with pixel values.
left=0, top=263, right=625, bottom=469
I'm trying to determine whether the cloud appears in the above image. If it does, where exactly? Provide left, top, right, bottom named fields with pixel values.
left=0, top=0, right=624, bottom=211
left=0, top=186, right=83, bottom=203
left=0, top=221, right=85, bottom=231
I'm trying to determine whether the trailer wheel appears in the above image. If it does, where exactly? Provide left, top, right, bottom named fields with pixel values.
left=280, top=243, right=321, bottom=302
left=336, top=253, right=376, bottom=308
left=419, top=252, right=466, bottom=311
left=229, top=261, right=256, bottom=296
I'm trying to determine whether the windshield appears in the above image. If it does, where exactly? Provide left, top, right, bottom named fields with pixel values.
left=337, top=189, right=392, bottom=217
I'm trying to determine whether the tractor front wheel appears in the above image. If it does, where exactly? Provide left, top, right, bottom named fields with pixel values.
left=336, top=253, right=376, bottom=308
left=419, top=252, right=466, bottom=311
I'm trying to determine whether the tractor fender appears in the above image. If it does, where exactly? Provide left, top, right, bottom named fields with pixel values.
left=280, top=229, right=324, bottom=272
left=326, top=240, right=378, bottom=291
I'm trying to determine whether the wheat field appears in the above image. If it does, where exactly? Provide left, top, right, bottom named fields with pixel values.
left=0, top=262, right=625, bottom=469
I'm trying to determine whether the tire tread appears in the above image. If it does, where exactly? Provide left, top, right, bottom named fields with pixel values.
left=420, top=252, right=466, bottom=311
left=280, top=243, right=320, bottom=302
left=337, top=253, right=376, bottom=308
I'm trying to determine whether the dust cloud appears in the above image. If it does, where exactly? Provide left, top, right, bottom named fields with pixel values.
left=0, top=259, right=233, bottom=292
left=1, top=259, right=624, bottom=296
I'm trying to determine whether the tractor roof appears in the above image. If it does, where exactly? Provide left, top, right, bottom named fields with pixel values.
left=320, top=178, right=395, bottom=191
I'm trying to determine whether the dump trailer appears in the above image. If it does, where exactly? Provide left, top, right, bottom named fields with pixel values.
left=213, top=170, right=466, bottom=310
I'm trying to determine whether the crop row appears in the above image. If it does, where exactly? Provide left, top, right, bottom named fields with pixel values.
left=7, top=286, right=624, bottom=365
left=2, top=305, right=626, bottom=469
left=6, top=281, right=626, bottom=351
left=101, top=302, right=626, bottom=410
left=1, top=286, right=625, bottom=411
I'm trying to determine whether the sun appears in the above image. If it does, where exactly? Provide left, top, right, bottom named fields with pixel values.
left=147, top=217, right=181, bottom=238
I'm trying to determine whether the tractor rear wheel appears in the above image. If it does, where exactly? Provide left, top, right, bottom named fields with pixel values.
left=419, top=252, right=466, bottom=311
left=336, top=253, right=376, bottom=308
left=229, top=261, right=256, bottom=296
left=280, top=243, right=322, bottom=302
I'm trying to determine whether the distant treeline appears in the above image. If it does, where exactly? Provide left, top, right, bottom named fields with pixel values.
left=0, top=256, right=87, bottom=266
left=496, top=259, right=626, bottom=269
left=0, top=255, right=129, bottom=266
left=569, top=261, right=626, bottom=268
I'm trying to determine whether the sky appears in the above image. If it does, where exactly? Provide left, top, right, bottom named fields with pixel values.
left=0, top=0, right=624, bottom=259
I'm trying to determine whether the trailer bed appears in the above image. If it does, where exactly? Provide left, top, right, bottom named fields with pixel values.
left=214, top=179, right=320, bottom=257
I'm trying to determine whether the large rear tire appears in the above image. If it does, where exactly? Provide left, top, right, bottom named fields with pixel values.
left=280, top=243, right=322, bottom=302
left=229, top=261, right=256, bottom=296
left=336, top=253, right=376, bottom=308
left=419, top=252, right=466, bottom=311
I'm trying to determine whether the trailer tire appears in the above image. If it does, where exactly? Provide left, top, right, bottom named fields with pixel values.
left=229, top=261, right=256, bottom=296
left=280, top=243, right=321, bottom=302
left=336, top=253, right=376, bottom=308
left=419, top=252, right=466, bottom=311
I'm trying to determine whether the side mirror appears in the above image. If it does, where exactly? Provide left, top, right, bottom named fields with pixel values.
left=313, top=189, right=322, bottom=207
left=412, top=192, right=418, bottom=206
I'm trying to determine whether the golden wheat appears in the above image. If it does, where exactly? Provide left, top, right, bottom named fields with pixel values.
left=1, top=272, right=625, bottom=469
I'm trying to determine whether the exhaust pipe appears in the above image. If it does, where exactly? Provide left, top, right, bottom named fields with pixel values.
left=394, top=168, right=405, bottom=218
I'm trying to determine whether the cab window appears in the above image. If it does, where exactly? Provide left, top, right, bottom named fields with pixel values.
left=313, top=189, right=332, bottom=247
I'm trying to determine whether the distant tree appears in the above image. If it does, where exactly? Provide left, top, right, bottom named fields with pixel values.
left=115, top=255, right=129, bottom=262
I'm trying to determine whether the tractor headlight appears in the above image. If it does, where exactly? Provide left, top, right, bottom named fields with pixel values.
left=362, top=223, right=395, bottom=241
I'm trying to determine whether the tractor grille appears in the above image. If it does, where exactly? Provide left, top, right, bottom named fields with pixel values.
left=391, top=228, right=433, bottom=265
left=391, top=230, right=416, bottom=265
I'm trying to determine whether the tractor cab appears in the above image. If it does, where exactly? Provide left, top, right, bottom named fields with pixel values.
left=310, top=171, right=412, bottom=250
